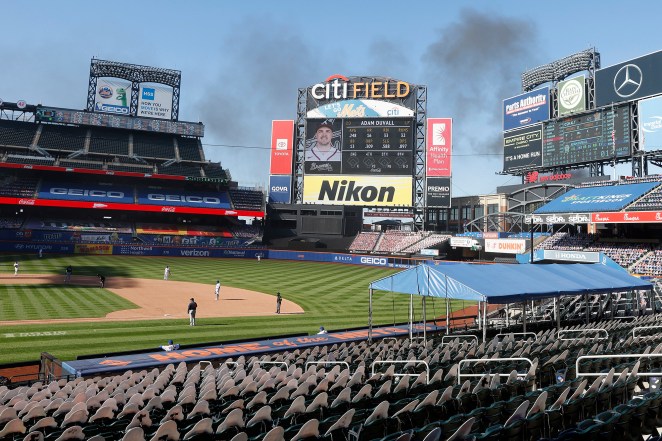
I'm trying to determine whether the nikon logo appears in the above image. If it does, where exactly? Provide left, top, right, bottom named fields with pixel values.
left=319, top=179, right=395, bottom=203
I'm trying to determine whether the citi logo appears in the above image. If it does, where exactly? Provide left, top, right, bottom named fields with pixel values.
left=319, top=180, right=395, bottom=203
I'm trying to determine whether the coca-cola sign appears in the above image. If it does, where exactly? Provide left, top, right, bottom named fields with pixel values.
left=18, top=199, right=35, bottom=205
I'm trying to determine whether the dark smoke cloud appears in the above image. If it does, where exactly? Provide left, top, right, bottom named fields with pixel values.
left=197, top=17, right=346, bottom=184
left=423, top=9, right=542, bottom=154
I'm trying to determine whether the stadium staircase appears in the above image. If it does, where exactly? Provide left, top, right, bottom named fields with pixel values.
left=373, top=232, right=385, bottom=253
left=629, top=250, right=656, bottom=272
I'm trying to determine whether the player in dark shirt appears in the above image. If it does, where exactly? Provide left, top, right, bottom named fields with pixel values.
left=97, top=274, right=106, bottom=288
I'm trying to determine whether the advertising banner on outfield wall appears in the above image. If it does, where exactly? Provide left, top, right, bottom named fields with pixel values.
left=270, top=120, right=294, bottom=175
left=484, top=239, right=527, bottom=254
left=138, top=84, right=173, bottom=120
left=596, top=50, right=662, bottom=107
left=558, top=75, right=586, bottom=116
left=426, top=177, right=451, bottom=208
left=112, top=246, right=263, bottom=258
left=2, top=243, right=74, bottom=253
left=74, top=244, right=113, bottom=254
left=503, top=87, right=549, bottom=131
left=426, top=118, right=452, bottom=177
left=303, top=175, right=412, bottom=207
left=269, top=175, right=291, bottom=204
left=94, top=78, right=131, bottom=115
left=640, top=96, right=662, bottom=150
left=268, top=250, right=392, bottom=267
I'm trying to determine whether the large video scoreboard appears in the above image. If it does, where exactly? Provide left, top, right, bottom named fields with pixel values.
left=304, top=117, right=415, bottom=175
left=502, top=103, right=631, bottom=173
left=542, top=105, right=631, bottom=167
left=296, top=76, right=423, bottom=207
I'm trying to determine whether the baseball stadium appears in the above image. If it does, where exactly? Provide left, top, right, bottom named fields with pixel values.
left=1, top=47, right=662, bottom=441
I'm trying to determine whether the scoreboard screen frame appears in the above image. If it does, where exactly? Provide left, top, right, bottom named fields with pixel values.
left=541, top=104, right=632, bottom=167
left=304, top=117, right=415, bottom=176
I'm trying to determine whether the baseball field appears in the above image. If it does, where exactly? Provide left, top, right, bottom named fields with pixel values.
left=0, top=253, right=467, bottom=364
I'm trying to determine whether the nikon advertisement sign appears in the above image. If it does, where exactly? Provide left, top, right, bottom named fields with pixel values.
left=303, top=175, right=412, bottom=207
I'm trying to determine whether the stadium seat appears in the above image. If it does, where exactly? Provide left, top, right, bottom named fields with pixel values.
left=182, top=417, right=212, bottom=440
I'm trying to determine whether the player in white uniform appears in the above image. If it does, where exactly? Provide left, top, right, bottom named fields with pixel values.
left=164, top=266, right=170, bottom=280
left=215, top=280, right=221, bottom=301
left=14, top=261, right=19, bottom=276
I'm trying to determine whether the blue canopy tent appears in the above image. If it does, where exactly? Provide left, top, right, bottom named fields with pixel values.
left=368, top=263, right=653, bottom=341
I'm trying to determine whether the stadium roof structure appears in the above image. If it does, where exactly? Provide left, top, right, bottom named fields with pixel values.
left=369, top=263, right=653, bottom=304
left=534, top=182, right=659, bottom=214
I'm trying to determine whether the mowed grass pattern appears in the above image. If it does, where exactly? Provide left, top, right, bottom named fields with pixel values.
left=0, top=253, right=471, bottom=364
left=0, top=284, right=138, bottom=321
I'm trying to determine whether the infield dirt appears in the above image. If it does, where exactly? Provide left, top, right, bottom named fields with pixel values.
left=0, top=274, right=304, bottom=326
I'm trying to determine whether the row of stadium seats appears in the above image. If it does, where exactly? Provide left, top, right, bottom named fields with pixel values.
left=535, top=232, right=661, bottom=275
left=0, top=119, right=204, bottom=162
left=628, top=185, right=662, bottom=211
left=349, top=232, right=451, bottom=255
left=534, top=232, right=598, bottom=251
left=3, top=314, right=662, bottom=440
left=2, top=218, right=262, bottom=244
left=0, top=149, right=225, bottom=179
left=573, top=174, right=662, bottom=188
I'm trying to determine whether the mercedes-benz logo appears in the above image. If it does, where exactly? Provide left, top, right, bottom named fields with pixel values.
left=613, top=64, right=642, bottom=98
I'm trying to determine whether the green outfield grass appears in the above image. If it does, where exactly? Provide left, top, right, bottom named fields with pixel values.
left=0, top=253, right=471, bottom=364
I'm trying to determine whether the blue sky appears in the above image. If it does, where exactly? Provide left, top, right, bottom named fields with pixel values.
left=2, top=0, right=661, bottom=195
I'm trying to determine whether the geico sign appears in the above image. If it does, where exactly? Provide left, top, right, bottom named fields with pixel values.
left=311, top=75, right=411, bottom=100
left=95, top=103, right=130, bottom=115
left=50, top=188, right=125, bottom=198
left=148, top=194, right=221, bottom=204
left=360, top=257, right=387, bottom=265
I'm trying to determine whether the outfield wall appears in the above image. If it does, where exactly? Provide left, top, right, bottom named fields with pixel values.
left=267, top=249, right=442, bottom=269
left=0, top=241, right=263, bottom=259
left=0, top=239, right=440, bottom=267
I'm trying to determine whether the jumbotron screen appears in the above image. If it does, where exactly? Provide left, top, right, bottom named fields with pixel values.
left=303, top=117, right=414, bottom=175
left=542, top=105, right=631, bottom=167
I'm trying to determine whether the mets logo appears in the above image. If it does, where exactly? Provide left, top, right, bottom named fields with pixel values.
left=98, top=86, right=113, bottom=99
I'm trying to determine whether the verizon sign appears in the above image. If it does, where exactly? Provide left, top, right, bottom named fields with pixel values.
left=592, top=211, right=662, bottom=223
left=485, top=239, right=527, bottom=254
